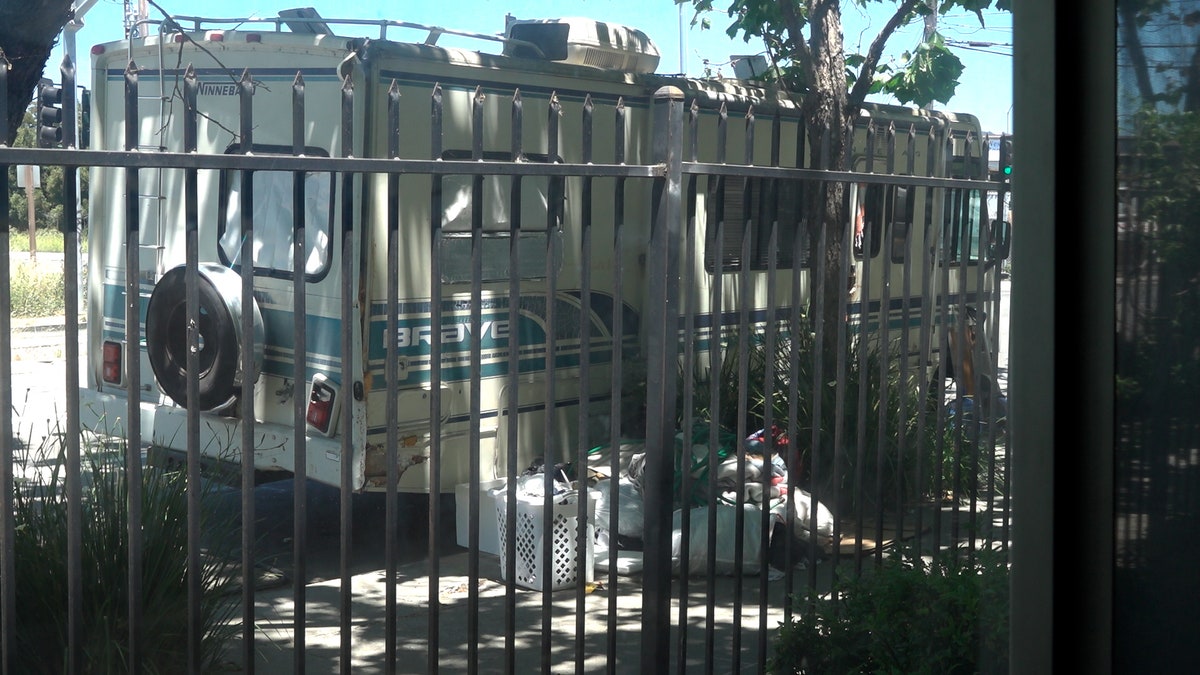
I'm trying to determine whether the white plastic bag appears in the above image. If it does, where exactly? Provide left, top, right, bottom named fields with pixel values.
left=593, top=477, right=646, bottom=540
left=670, top=503, right=765, bottom=576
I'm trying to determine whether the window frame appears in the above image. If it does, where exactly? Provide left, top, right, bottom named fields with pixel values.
left=216, top=143, right=335, bottom=282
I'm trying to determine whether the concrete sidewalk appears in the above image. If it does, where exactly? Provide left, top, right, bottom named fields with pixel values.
left=227, top=545, right=834, bottom=674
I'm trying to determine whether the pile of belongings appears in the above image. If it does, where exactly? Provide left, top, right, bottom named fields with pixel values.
left=585, top=423, right=836, bottom=577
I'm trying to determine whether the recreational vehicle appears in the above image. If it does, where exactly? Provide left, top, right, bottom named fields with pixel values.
left=79, top=11, right=1008, bottom=493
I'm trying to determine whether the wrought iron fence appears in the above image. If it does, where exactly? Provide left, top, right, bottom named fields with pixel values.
left=0, top=53, right=1010, bottom=674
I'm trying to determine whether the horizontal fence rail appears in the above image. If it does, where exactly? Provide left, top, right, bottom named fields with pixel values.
left=0, top=55, right=1011, bottom=674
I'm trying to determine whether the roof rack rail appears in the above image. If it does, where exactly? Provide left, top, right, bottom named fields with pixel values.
left=134, top=9, right=544, bottom=57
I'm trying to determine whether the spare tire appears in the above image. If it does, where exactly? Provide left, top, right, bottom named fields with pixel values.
left=145, top=263, right=265, bottom=412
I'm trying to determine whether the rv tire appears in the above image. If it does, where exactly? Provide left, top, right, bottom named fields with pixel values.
left=145, top=264, right=264, bottom=412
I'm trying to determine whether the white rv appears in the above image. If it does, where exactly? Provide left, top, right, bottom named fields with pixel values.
left=80, top=11, right=1006, bottom=493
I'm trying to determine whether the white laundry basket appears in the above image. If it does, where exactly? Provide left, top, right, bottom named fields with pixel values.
left=494, top=486, right=596, bottom=591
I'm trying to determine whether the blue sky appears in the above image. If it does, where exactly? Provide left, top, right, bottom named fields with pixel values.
left=52, top=0, right=1012, bottom=132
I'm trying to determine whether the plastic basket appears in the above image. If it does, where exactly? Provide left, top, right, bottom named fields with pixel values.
left=495, top=487, right=596, bottom=591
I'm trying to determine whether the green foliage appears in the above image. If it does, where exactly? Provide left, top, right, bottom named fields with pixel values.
left=679, top=0, right=1009, bottom=108
left=9, top=228, right=83, bottom=254
left=8, top=257, right=66, bottom=317
left=4, top=432, right=241, bottom=673
left=876, top=33, right=965, bottom=107
left=767, top=547, right=1010, bottom=674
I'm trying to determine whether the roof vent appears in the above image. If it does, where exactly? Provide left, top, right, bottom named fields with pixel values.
left=503, top=17, right=660, bottom=74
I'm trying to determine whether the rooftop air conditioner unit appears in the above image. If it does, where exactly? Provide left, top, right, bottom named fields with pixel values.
left=503, top=17, right=661, bottom=74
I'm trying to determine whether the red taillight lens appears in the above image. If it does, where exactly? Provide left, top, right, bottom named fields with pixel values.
left=102, top=341, right=122, bottom=385
left=306, top=377, right=337, bottom=435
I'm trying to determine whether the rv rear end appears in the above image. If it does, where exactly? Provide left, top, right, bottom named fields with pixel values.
left=82, top=29, right=369, bottom=488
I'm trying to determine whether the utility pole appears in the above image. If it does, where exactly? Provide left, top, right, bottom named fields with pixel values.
left=924, top=0, right=939, bottom=42
left=22, top=166, right=37, bottom=260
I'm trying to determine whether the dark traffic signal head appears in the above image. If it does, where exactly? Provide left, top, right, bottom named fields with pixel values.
left=38, top=78, right=64, bottom=148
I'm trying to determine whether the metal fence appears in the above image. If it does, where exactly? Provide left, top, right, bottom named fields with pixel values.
left=0, top=54, right=1010, bottom=674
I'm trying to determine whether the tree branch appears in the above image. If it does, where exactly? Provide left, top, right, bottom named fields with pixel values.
left=848, top=0, right=922, bottom=107
left=779, top=1, right=812, bottom=82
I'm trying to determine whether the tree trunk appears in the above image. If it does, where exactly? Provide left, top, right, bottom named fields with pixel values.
left=0, top=0, right=75, bottom=145
left=802, top=2, right=854, bottom=381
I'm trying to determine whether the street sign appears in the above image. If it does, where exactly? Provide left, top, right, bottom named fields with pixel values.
left=15, top=165, right=40, bottom=188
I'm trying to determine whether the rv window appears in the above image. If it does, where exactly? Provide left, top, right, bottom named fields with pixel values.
left=945, top=188, right=984, bottom=263
left=438, top=150, right=563, bottom=283
left=439, top=231, right=562, bottom=283
left=218, top=146, right=333, bottom=279
left=705, top=177, right=807, bottom=273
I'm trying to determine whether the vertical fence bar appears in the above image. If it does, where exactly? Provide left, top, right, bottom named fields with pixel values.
left=575, top=93, right=594, bottom=674
left=966, top=131, right=984, bottom=563
left=730, top=106, right=754, bottom=674
left=639, top=84, right=683, bottom=674
left=756, top=107, right=782, bottom=668
left=427, top=83, right=444, bottom=675
left=467, top=85, right=485, bottom=675
left=896, top=124, right=917, bottom=549
left=182, top=65, right=204, bottom=673
left=59, top=53, right=84, bottom=675
left=337, top=72, right=355, bottom=675
left=863, top=120, right=880, bottom=571
left=237, top=68, right=258, bottom=673
left=703, top=103, right=727, bottom=675
left=853, top=213, right=872, bottom=575
left=383, top=78, right=400, bottom=675
left=604, top=97, right=626, bottom=673
left=951, top=130, right=971, bottom=554
left=807, top=121, right=831, bottom=592
left=291, top=71, right=310, bottom=674
left=913, top=123, right=940, bottom=555
left=122, top=61, right=145, bottom=673
left=540, top=91, right=562, bottom=672
left=673, top=98, right=699, bottom=675
left=783, top=115, right=806, bottom=622
left=852, top=125, right=874, bottom=572
left=830, top=116, right=853, bottom=580
left=0, top=49, right=13, bottom=675
left=877, top=123, right=897, bottom=555
left=503, top=89, right=522, bottom=675
left=934, top=125, right=954, bottom=553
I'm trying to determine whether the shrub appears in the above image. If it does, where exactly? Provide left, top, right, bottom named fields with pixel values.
left=4, top=432, right=241, bottom=673
left=767, top=548, right=1010, bottom=675
left=8, top=258, right=66, bottom=318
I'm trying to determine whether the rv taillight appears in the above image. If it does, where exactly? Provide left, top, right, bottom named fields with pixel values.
left=173, top=34, right=185, bottom=43
left=246, top=34, right=262, bottom=43
left=208, top=31, right=225, bottom=42
left=102, top=340, right=122, bottom=385
left=91, top=45, right=105, bottom=55
left=306, top=374, right=339, bottom=436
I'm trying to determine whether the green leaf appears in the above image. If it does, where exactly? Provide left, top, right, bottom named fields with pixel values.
left=881, top=38, right=965, bottom=108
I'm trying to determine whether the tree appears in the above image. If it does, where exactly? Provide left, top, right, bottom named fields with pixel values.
left=0, top=0, right=76, bottom=146
left=681, top=0, right=1010, bottom=365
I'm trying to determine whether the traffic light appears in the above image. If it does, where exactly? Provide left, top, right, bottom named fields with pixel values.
left=1000, top=138, right=1013, bottom=179
left=79, top=88, right=90, bottom=149
left=37, top=78, right=63, bottom=148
